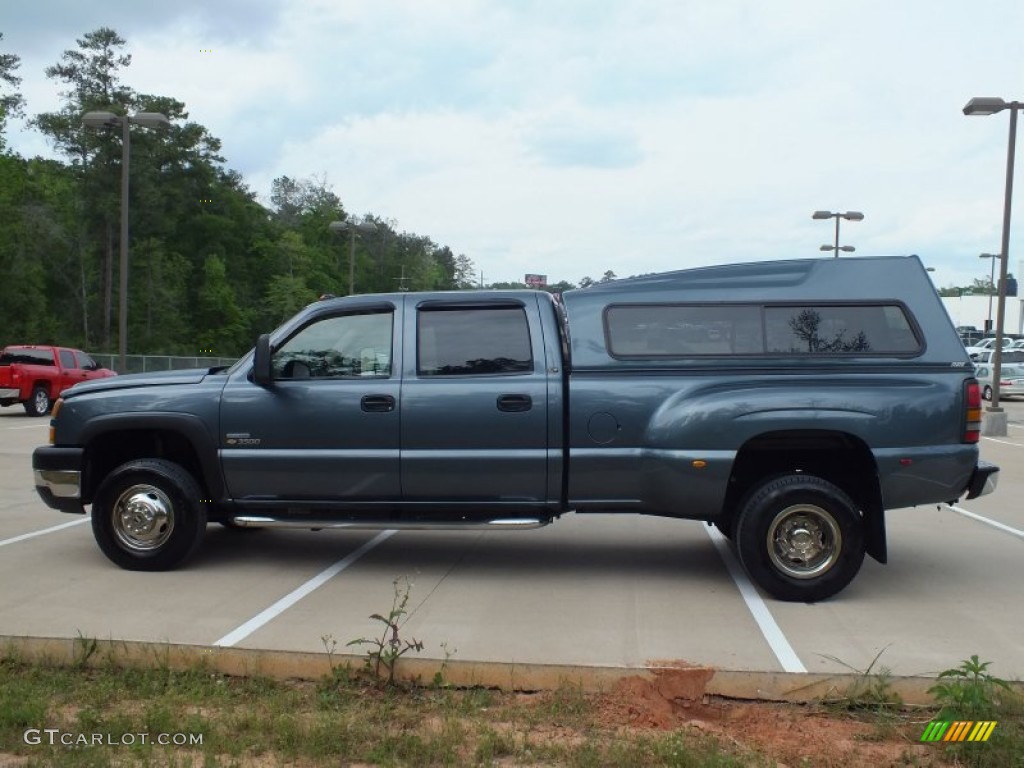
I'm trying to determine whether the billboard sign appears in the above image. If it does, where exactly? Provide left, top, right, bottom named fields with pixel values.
left=524, top=273, right=547, bottom=288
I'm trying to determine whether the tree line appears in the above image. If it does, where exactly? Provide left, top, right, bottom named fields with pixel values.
left=0, top=28, right=612, bottom=358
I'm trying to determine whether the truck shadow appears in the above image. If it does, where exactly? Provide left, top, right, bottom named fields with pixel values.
left=196, top=521, right=727, bottom=581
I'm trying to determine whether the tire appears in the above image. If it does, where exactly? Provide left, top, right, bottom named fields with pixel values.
left=24, top=386, right=52, bottom=416
left=91, top=459, right=207, bottom=570
left=983, top=385, right=993, bottom=401
left=734, top=474, right=865, bottom=602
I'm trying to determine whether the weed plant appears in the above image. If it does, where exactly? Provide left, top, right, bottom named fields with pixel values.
left=927, top=655, right=1023, bottom=768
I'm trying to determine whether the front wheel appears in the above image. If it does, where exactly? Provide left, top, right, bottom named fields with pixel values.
left=734, top=474, right=865, bottom=602
left=91, top=459, right=207, bottom=570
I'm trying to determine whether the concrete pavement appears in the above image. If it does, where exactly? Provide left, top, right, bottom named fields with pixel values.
left=2, top=404, right=1022, bottom=700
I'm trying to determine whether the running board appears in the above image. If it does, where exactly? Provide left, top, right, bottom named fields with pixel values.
left=227, top=515, right=551, bottom=531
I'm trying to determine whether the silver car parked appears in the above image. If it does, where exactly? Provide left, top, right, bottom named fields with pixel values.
left=975, top=363, right=1024, bottom=400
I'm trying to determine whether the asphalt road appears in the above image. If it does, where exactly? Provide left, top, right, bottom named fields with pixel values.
left=2, top=403, right=1021, bottom=682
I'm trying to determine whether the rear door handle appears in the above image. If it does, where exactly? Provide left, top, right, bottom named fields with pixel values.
left=497, top=394, right=532, bottom=412
left=361, top=394, right=396, bottom=412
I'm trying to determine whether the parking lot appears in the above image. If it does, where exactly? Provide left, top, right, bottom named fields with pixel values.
left=2, top=404, right=1022, bottom=693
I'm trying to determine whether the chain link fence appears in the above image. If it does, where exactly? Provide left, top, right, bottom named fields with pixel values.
left=91, top=354, right=238, bottom=375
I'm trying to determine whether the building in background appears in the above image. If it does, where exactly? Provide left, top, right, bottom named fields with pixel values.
left=940, top=294, right=1023, bottom=334
left=935, top=259, right=1022, bottom=335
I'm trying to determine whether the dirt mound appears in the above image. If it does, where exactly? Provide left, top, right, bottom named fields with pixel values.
left=597, top=665, right=939, bottom=767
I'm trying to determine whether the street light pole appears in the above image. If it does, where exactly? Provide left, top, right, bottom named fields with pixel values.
left=979, top=253, right=1000, bottom=332
left=329, top=219, right=378, bottom=295
left=82, top=111, right=169, bottom=373
left=348, top=228, right=356, bottom=295
left=119, top=116, right=130, bottom=374
left=963, top=97, right=1021, bottom=426
left=812, top=210, right=864, bottom=257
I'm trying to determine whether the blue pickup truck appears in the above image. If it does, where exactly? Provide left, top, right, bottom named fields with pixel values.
left=32, top=255, right=998, bottom=601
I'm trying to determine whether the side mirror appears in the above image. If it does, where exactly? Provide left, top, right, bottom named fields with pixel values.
left=253, top=334, right=273, bottom=387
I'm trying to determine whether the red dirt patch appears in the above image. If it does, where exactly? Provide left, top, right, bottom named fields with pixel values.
left=599, top=668, right=942, bottom=767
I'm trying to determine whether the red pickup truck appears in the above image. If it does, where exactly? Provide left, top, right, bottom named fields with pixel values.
left=0, top=345, right=116, bottom=416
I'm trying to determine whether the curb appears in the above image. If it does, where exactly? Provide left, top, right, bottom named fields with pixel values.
left=0, top=635, right=982, bottom=706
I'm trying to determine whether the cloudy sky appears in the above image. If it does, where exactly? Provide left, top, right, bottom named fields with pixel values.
left=4, top=0, right=1024, bottom=287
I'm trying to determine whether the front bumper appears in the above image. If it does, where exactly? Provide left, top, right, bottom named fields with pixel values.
left=965, top=460, right=999, bottom=500
left=32, top=446, right=85, bottom=514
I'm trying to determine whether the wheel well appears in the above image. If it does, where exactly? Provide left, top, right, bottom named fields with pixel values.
left=722, top=430, right=886, bottom=561
left=82, top=430, right=207, bottom=504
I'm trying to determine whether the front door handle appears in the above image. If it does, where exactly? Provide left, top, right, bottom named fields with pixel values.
left=497, top=394, right=532, bottom=412
left=361, top=394, right=396, bottom=412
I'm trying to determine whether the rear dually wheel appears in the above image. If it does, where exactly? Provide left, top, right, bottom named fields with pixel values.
left=734, top=474, right=865, bottom=602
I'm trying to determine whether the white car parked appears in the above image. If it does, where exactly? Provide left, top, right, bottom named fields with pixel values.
left=975, top=363, right=1024, bottom=401
left=971, top=349, right=1024, bottom=365
left=964, top=336, right=1015, bottom=360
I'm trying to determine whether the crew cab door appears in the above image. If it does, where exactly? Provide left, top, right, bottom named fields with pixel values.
left=400, top=297, right=550, bottom=503
left=56, top=349, right=82, bottom=395
left=219, top=303, right=401, bottom=503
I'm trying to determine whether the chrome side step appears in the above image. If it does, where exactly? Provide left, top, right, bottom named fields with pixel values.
left=227, top=516, right=551, bottom=531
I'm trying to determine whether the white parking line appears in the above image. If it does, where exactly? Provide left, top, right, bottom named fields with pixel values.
left=0, top=518, right=90, bottom=548
left=214, top=530, right=397, bottom=647
left=947, top=504, right=1024, bottom=539
left=704, top=525, right=806, bottom=674
left=982, top=436, right=1024, bottom=447
left=5, top=424, right=49, bottom=430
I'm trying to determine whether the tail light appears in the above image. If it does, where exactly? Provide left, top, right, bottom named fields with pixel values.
left=964, top=381, right=981, bottom=443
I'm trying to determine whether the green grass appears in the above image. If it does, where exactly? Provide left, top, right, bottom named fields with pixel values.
left=0, top=651, right=771, bottom=767
left=5, top=646, right=1022, bottom=767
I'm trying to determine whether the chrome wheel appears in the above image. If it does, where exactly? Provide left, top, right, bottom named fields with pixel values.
left=25, top=386, right=51, bottom=416
left=766, top=503, right=841, bottom=579
left=111, top=484, right=175, bottom=552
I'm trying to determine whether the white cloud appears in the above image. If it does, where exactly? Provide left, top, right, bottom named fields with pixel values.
left=6, top=0, right=1024, bottom=287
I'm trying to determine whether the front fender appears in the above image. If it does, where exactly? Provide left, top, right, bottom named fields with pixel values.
left=78, top=412, right=225, bottom=503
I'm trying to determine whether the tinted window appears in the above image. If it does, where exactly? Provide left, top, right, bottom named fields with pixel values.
left=606, top=305, right=762, bottom=356
left=606, top=303, right=920, bottom=357
left=273, top=311, right=393, bottom=379
left=418, top=306, right=532, bottom=376
left=59, top=349, right=76, bottom=368
left=0, top=349, right=55, bottom=366
left=765, top=305, right=919, bottom=354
